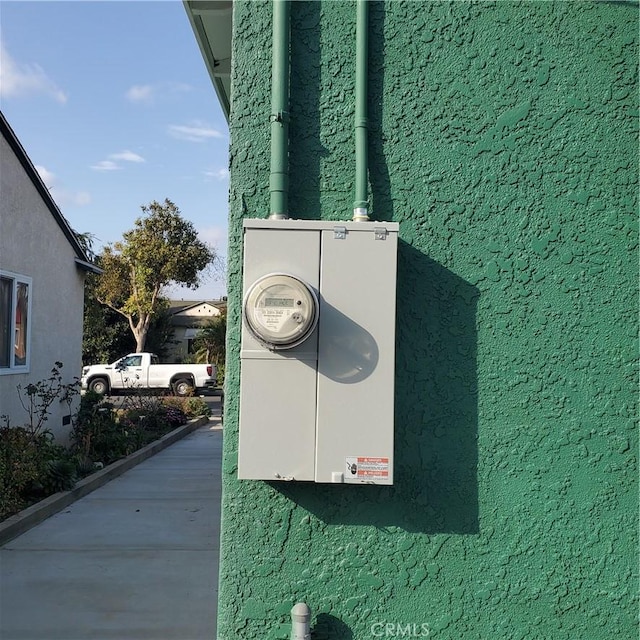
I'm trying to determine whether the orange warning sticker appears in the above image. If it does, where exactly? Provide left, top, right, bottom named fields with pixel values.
left=345, top=456, right=389, bottom=481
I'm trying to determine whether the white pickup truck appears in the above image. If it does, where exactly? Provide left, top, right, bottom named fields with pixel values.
left=81, top=353, right=216, bottom=397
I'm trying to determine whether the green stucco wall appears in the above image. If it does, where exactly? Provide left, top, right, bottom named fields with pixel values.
left=220, top=2, right=638, bottom=638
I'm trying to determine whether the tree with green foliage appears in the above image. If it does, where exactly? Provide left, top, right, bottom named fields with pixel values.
left=73, top=231, right=97, bottom=261
left=193, top=313, right=226, bottom=368
left=82, top=261, right=177, bottom=365
left=82, top=274, right=134, bottom=365
left=70, top=231, right=131, bottom=365
left=95, top=199, right=215, bottom=353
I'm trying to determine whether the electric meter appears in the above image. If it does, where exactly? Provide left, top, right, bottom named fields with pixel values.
left=244, top=273, right=319, bottom=349
left=239, top=219, right=398, bottom=483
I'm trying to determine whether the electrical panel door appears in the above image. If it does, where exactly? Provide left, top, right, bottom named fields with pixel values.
left=239, top=219, right=398, bottom=484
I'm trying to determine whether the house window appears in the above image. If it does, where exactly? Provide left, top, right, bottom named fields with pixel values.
left=0, top=271, right=32, bottom=373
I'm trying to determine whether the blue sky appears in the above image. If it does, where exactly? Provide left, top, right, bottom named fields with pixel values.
left=0, top=0, right=230, bottom=299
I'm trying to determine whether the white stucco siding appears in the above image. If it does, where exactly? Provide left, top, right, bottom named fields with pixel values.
left=0, top=134, right=85, bottom=442
left=181, top=303, right=221, bottom=318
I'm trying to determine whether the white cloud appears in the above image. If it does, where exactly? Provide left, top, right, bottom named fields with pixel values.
left=168, top=122, right=224, bottom=143
left=72, top=192, right=92, bottom=206
left=170, top=82, right=192, bottom=93
left=126, top=82, right=192, bottom=105
left=35, top=165, right=91, bottom=207
left=35, top=164, right=56, bottom=187
left=91, top=160, right=120, bottom=172
left=198, top=226, right=227, bottom=248
left=126, top=84, right=154, bottom=104
left=109, top=150, right=145, bottom=163
left=203, top=168, right=229, bottom=181
left=91, top=150, right=145, bottom=171
left=0, top=40, right=67, bottom=103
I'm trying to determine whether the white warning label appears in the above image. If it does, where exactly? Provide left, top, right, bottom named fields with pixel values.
left=256, top=307, right=292, bottom=332
left=345, top=456, right=389, bottom=482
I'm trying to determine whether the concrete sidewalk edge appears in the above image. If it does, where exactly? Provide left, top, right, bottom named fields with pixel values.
left=0, top=414, right=219, bottom=546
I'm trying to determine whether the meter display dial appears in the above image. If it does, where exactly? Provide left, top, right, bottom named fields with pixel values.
left=244, top=273, right=319, bottom=349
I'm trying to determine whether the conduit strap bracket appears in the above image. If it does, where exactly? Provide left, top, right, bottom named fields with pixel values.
left=270, top=111, right=290, bottom=124
left=374, top=227, right=388, bottom=241
left=333, top=226, right=347, bottom=240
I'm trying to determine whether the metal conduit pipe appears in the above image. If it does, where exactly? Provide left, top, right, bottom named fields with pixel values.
left=269, top=0, right=291, bottom=220
left=353, top=0, right=370, bottom=222
left=290, top=602, right=311, bottom=640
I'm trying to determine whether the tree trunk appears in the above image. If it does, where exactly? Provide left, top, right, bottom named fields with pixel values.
left=135, top=333, right=146, bottom=352
left=131, top=312, right=151, bottom=352
left=132, top=324, right=147, bottom=352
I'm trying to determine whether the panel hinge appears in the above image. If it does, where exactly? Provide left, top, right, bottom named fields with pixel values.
left=333, top=226, right=347, bottom=240
left=374, top=227, right=388, bottom=240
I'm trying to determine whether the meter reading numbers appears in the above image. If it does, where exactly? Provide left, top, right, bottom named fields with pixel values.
left=264, top=298, right=295, bottom=308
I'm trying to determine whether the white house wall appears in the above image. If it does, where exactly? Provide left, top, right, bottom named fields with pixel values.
left=179, top=303, right=221, bottom=318
left=166, top=303, right=222, bottom=362
left=0, top=134, right=85, bottom=442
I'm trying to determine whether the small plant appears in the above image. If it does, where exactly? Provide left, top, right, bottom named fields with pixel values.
left=0, top=426, right=41, bottom=518
left=164, top=405, right=188, bottom=427
left=162, top=396, right=211, bottom=418
left=12, top=362, right=80, bottom=437
left=183, top=396, right=211, bottom=417
left=40, top=458, right=78, bottom=494
left=74, top=455, right=99, bottom=478
left=71, top=395, right=132, bottom=465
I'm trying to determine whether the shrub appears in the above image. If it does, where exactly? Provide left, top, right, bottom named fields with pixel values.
left=183, top=396, right=211, bottom=417
left=71, top=407, right=129, bottom=465
left=0, top=426, right=70, bottom=520
left=71, top=395, right=190, bottom=468
left=0, top=363, right=81, bottom=520
left=40, top=458, right=78, bottom=494
left=164, top=406, right=188, bottom=428
left=162, top=396, right=211, bottom=418
left=0, top=427, right=41, bottom=518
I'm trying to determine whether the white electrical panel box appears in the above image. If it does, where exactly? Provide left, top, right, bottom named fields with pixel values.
left=238, top=219, right=398, bottom=484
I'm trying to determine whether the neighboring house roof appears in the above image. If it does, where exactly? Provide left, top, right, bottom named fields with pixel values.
left=168, top=300, right=197, bottom=314
left=0, top=111, right=101, bottom=275
left=168, top=299, right=228, bottom=315
left=171, top=316, right=216, bottom=329
left=167, top=299, right=226, bottom=332
left=184, top=1, right=232, bottom=122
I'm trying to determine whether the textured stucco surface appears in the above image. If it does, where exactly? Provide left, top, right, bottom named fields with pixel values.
left=220, top=2, right=638, bottom=638
left=0, top=133, right=85, bottom=442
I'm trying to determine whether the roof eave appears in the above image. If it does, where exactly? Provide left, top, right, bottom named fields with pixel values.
left=75, top=258, right=103, bottom=275
left=183, top=0, right=232, bottom=122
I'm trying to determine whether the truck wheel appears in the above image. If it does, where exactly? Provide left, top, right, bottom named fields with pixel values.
left=89, top=377, right=109, bottom=395
left=173, top=378, right=193, bottom=397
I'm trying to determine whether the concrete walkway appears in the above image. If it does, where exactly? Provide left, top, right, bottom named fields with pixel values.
left=0, top=422, right=223, bottom=640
